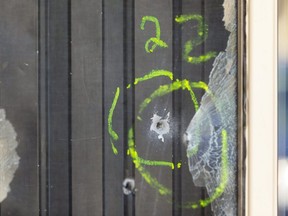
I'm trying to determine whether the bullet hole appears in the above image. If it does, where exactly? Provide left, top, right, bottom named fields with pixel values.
left=122, top=178, right=135, bottom=195
left=150, top=113, right=170, bottom=142
left=156, top=121, right=163, bottom=129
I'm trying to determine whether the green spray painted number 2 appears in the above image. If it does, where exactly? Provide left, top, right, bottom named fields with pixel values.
left=175, top=14, right=217, bottom=64
left=141, top=16, right=168, bottom=53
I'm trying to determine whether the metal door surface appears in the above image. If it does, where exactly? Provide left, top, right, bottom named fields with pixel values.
left=0, top=0, right=245, bottom=215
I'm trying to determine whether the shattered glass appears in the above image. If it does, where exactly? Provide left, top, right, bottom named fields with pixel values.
left=185, top=0, right=237, bottom=215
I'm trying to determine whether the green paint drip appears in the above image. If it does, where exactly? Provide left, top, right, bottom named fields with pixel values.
left=127, top=70, right=173, bottom=89
left=138, top=80, right=199, bottom=116
left=110, top=139, right=119, bottom=155
left=108, top=87, right=120, bottom=155
left=175, top=14, right=217, bottom=64
left=141, top=16, right=168, bottom=53
left=183, top=129, right=229, bottom=209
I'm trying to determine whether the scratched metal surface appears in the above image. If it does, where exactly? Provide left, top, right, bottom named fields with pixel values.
left=0, top=0, right=39, bottom=215
left=71, top=0, right=103, bottom=215
left=0, top=0, right=238, bottom=215
left=134, top=0, right=173, bottom=215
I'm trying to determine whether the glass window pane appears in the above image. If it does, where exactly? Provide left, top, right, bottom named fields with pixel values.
left=0, top=0, right=245, bottom=215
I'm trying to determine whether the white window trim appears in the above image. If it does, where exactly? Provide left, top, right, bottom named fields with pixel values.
left=248, top=0, right=278, bottom=215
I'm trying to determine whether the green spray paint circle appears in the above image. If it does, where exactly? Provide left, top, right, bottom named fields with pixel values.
left=108, top=69, right=229, bottom=209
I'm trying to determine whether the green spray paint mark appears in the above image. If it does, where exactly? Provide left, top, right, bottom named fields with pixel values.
left=141, top=16, right=161, bottom=41
left=110, top=139, right=119, bottom=155
left=126, top=153, right=182, bottom=170
left=128, top=75, right=209, bottom=174
left=190, top=81, right=209, bottom=91
left=183, top=129, right=229, bottom=209
left=127, top=127, right=228, bottom=207
left=138, top=79, right=200, bottom=117
left=138, top=157, right=176, bottom=169
left=184, top=41, right=217, bottom=64
left=126, top=79, right=202, bottom=197
left=127, top=75, right=229, bottom=208
left=141, top=16, right=168, bottom=53
left=108, top=87, right=120, bottom=155
left=109, top=71, right=174, bottom=155
left=127, top=70, right=173, bottom=89
left=127, top=141, right=176, bottom=169
left=186, top=82, right=216, bottom=158
left=175, top=14, right=217, bottom=64
left=136, top=78, right=211, bottom=159
left=128, top=128, right=172, bottom=195
left=107, top=71, right=229, bottom=210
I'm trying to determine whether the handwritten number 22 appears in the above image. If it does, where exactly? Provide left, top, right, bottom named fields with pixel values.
left=141, top=15, right=216, bottom=64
